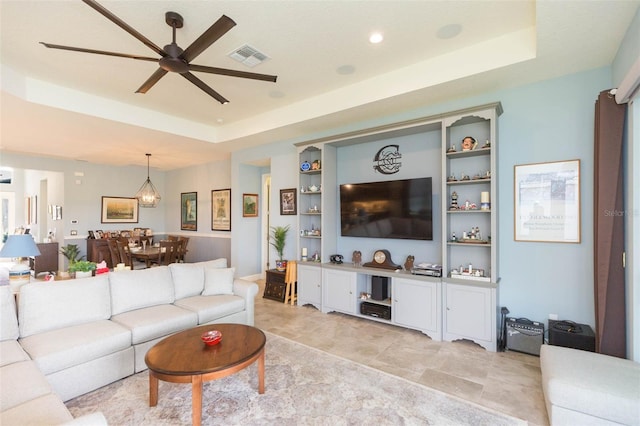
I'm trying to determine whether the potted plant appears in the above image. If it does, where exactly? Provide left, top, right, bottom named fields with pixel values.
left=68, top=260, right=96, bottom=278
left=60, top=243, right=84, bottom=266
left=269, top=225, right=290, bottom=271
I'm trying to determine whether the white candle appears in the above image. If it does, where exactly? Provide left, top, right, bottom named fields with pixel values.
left=302, top=247, right=307, bottom=256
left=481, top=192, right=490, bottom=203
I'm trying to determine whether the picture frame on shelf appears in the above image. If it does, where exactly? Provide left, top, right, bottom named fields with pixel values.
left=280, top=188, right=297, bottom=215
left=211, top=189, right=231, bottom=231
left=242, top=193, right=258, bottom=217
left=181, top=192, right=197, bottom=231
left=514, top=159, right=580, bottom=243
left=101, top=196, right=139, bottom=223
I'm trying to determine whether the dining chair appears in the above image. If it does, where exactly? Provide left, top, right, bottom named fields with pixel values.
left=158, top=240, right=181, bottom=265
left=177, top=236, right=189, bottom=262
left=115, top=240, right=133, bottom=268
left=106, top=239, right=121, bottom=267
left=167, top=235, right=179, bottom=241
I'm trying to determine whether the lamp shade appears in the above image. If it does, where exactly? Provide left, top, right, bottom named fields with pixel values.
left=0, top=235, right=41, bottom=258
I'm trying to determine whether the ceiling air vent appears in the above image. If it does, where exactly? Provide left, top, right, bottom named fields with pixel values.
left=228, top=44, right=269, bottom=68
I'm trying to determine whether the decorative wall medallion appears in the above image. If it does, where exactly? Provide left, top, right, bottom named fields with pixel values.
left=373, top=144, right=402, bottom=174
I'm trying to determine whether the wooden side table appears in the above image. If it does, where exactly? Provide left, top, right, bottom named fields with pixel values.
left=263, top=269, right=287, bottom=302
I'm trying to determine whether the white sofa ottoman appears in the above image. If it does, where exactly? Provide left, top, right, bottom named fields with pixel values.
left=540, top=344, right=640, bottom=425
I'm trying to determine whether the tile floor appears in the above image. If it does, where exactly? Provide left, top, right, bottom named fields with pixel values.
left=254, top=280, right=548, bottom=425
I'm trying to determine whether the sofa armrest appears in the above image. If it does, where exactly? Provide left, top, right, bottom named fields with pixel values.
left=233, top=279, right=259, bottom=326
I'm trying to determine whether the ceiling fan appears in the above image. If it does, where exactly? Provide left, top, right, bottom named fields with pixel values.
left=40, top=0, right=277, bottom=104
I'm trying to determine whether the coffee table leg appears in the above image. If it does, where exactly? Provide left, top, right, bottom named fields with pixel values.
left=149, top=372, right=158, bottom=407
left=192, top=375, right=203, bottom=426
left=258, top=349, right=265, bottom=394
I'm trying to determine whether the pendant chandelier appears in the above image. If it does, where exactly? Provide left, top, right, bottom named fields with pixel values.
left=135, top=153, right=161, bottom=208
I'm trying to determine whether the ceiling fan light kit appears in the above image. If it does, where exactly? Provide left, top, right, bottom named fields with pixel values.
left=135, top=154, right=161, bottom=208
left=40, top=0, right=277, bottom=104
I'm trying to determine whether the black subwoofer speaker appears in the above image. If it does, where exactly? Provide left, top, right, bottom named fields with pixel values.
left=548, top=320, right=595, bottom=352
left=371, top=276, right=389, bottom=301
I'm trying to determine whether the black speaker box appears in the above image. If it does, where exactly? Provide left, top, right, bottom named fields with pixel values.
left=548, top=319, right=595, bottom=352
left=371, top=276, right=389, bottom=301
left=505, top=317, right=544, bottom=356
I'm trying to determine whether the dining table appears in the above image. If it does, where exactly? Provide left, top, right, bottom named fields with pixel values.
left=129, top=246, right=162, bottom=268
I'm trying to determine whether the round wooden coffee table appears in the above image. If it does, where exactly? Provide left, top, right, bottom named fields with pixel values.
left=144, top=323, right=266, bottom=426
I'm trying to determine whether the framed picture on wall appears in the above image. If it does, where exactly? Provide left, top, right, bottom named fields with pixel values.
left=211, top=189, right=231, bottom=231
left=181, top=192, right=197, bottom=231
left=101, top=196, right=139, bottom=223
left=242, top=193, right=258, bottom=217
left=514, top=159, right=581, bottom=243
left=280, top=188, right=297, bottom=215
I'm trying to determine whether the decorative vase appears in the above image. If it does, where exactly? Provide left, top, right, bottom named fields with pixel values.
left=275, top=260, right=287, bottom=272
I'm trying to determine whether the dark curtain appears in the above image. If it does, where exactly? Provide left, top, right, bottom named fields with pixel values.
left=593, top=90, right=627, bottom=357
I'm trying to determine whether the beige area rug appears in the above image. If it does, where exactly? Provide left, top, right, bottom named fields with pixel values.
left=66, top=333, right=527, bottom=425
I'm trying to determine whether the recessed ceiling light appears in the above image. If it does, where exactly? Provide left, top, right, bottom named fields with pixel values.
left=369, top=32, right=383, bottom=44
left=437, top=24, right=462, bottom=39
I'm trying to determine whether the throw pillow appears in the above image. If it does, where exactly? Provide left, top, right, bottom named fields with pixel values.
left=202, top=267, right=235, bottom=296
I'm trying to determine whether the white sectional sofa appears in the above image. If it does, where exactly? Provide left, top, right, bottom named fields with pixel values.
left=540, top=344, right=640, bottom=426
left=0, top=259, right=259, bottom=425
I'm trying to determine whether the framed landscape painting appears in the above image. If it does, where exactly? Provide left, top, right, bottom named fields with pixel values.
left=101, top=196, right=139, bottom=223
left=211, top=189, right=231, bottom=231
left=181, top=192, right=197, bottom=231
left=242, top=193, right=258, bottom=217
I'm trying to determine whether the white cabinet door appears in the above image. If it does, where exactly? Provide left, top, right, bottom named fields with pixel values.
left=322, top=268, right=356, bottom=314
left=393, top=278, right=440, bottom=336
left=297, top=264, right=322, bottom=309
left=443, top=282, right=496, bottom=350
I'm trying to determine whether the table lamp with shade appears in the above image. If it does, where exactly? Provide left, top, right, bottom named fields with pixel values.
left=0, top=234, right=40, bottom=291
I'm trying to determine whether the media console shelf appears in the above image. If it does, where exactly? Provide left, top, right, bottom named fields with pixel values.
left=319, top=263, right=442, bottom=340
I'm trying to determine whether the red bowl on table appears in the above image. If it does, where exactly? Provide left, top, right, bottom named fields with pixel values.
left=201, top=330, right=222, bottom=346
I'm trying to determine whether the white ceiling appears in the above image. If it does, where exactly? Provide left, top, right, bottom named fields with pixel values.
left=1, top=0, right=638, bottom=170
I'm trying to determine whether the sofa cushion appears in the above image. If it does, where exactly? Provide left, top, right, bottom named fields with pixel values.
left=109, top=266, right=175, bottom=315
left=541, top=344, right=640, bottom=426
left=0, top=340, right=30, bottom=367
left=0, top=360, right=53, bottom=411
left=0, top=285, right=18, bottom=341
left=110, top=304, right=197, bottom=345
left=202, top=267, right=235, bottom=296
left=169, top=258, right=228, bottom=300
left=0, top=392, right=73, bottom=426
left=174, top=294, right=245, bottom=324
left=19, top=320, right=132, bottom=376
left=18, top=275, right=112, bottom=338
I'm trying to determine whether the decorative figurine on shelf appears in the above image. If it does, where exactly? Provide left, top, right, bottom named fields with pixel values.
left=461, top=136, right=478, bottom=151
left=482, top=139, right=491, bottom=149
left=447, top=174, right=457, bottom=182
left=404, top=255, right=415, bottom=271
left=352, top=250, right=362, bottom=267
left=311, top=159, right=321, bottom=170
left=451, top=232, right=457, bottom=242
left=447, top=144, right=456, bottom=153
left=450, top=191, right=459, bottom=210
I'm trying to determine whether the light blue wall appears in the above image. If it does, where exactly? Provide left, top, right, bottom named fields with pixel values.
left=0, top=66, right=618, bottom=329
left=335, top=130, right=442, bottom=265
left=232, top=67, right=611, bottom=327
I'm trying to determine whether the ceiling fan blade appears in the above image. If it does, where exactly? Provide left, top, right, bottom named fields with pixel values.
left=181, top=15, right=236, bottom=63
left=82, top=0, right=165, bottom=57
left=40, top=42, right=158, bottom=63
left=188, top=64, right=277, bottom=82
left=181, top=72, right=229, bottom=104
left=136, top=68, right=168, bottom=94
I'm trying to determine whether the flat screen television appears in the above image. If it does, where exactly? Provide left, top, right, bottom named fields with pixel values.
left=340, top=177, right=433, bottom=240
